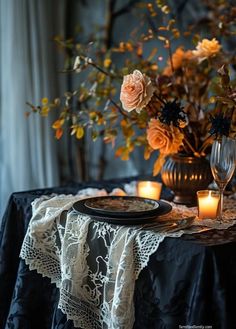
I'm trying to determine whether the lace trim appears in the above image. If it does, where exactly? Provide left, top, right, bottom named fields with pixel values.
left=59, top=288, right=102, bottom=329
left=21, top=234, right=61, bottom=287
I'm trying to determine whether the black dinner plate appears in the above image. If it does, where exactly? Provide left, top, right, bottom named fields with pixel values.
left=73, top=198, right=172, bottom=225
left=84, top=196, right=160, bottom=217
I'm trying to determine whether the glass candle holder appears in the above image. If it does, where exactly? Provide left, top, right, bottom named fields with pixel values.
left=137, top=181, right=162, bottom=200
left=197, top=190, right=220, bottom=219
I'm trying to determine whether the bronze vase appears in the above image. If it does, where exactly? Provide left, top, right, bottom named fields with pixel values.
left=161, top=154, right=213, bottom=205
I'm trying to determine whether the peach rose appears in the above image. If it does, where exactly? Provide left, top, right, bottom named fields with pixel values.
left=192, top=38, right=221, bottom=61
left=163, top=47, right=193, bottom=76
left=120, top=70, right=154, bottom=112
left=147, top=119, right=184, bottom=155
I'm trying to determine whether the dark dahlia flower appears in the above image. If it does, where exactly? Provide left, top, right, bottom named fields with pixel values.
left=209, top=113, right=231, bottom=137
left=158, top=100, right=186, bottom=127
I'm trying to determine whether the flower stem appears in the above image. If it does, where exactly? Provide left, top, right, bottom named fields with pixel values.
left=109, top=98, right=129, bottom=118
left=180, top=129, right=198, bottom=155
left=153, top=92, right=165, bottom=105
left=199, top=135, right=214, bottom=155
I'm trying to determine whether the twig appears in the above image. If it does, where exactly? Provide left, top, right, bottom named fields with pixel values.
left=167, top=38, right=174, bottom=74
left=199, top=135, right=214, bottom=155
left=109, top=98, right=130, bottom=118
left=153, top=92, right=166, bottom=105
left=80, top=55, right=115, bottom=77
left=113, top=0, right=139, bottom=18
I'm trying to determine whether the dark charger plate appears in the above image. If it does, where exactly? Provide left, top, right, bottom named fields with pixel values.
left=84, top=196, right=160, bottom=217
left=73, top=197, right=172, bottom=225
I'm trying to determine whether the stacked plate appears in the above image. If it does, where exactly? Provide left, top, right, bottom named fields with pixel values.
left=73, top=196, right=172, bottom=225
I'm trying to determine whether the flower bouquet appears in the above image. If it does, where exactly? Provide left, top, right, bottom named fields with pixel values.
left=119, top=36, right=236, bottom=175
left=27, top=1, right=236, bottom=183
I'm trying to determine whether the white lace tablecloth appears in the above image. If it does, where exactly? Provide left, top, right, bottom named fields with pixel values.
left=20, top=186, right=236, bottom=329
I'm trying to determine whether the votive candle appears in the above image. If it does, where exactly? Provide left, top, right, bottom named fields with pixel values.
left=197, top=190, right=220, bottom=219
left=137, top=181, right=162, bottom=200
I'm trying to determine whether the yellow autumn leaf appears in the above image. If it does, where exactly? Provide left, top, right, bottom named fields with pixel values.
left=41, top=97, right=48, bottom=105
left=121, top=149, right=130, bottom=161
left=89, top=112, right=98, bottom=120
left=115, top=146, right=124, bottom=158
left=76, top=126, right=84, bottom=139
left=136, top=45, right=143, bottom=57
left=92, top=130, right=99, bottom=141
left=167, top=19, right=176, bottom=30
left=122, top=126, right=134, bottom=138
left=97, top=117, right=105, bottom=125
left=144, top=146, right=153, bottom=160
left=172, top=28, right=180, bottom=39
left=104, top=58, right=112, bottom=68
left=52, top=119, right=65, bottom=129
left=150, top=64, right=158, bottom=71
left=127, top=143, right=134, bottom=153
left=126, top=42, right=133, bottom=51
left=209, top=96, right=216, bottom=104
left=158, top=36, right=166, bottom=41
left=158, top=26, right=167, bottom=31
left=183, top=31, right=191, bottom=37
left=41, top=106, right=49, bottom=117
left=161, top=5, right=170, bottom=14
left=153, top=155, right=166, bottom=176
left=120, top=119, right=128, bottom=127
left=97, top=72, right=106, bottom=83
left=118, top=42, right=125, bottom=52
left=147, top=3, right=157, bottom=16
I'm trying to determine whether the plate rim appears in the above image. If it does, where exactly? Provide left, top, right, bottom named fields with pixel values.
left=83, top=195, right=160, bottom=217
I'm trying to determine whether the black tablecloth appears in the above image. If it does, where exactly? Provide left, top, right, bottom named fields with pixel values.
left=1, top=179, right=236, bottom=329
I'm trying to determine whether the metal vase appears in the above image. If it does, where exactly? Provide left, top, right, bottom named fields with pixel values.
left=161, top=154, right=213, bottom=205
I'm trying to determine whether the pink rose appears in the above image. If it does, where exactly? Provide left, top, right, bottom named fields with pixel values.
left=120, top=70, right=154, bottom=112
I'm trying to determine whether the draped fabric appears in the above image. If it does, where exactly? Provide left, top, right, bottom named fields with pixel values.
left=1, top=181, right=236, bottom=329
left=0, top=0, right=66, bottom=217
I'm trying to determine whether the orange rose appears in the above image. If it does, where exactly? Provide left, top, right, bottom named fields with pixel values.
left=120, top=70, right=154, bottom=112
left=163, top=47, right=193, bottom=76
left=147, top=119, right=184, bottom=155
left=192, top=38, right=221, bottom=61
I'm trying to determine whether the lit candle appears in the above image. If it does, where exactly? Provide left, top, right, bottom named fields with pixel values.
left=197, top=190, right=220, bottom=219
left=137, top=181, right=162, bottom=200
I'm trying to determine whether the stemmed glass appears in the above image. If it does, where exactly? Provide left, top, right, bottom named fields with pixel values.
left=210, top=136, right=236, bottom=222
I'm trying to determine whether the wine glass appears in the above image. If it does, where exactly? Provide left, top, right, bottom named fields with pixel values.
left=210, top=136, right=236, bottom=222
